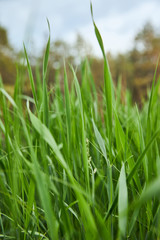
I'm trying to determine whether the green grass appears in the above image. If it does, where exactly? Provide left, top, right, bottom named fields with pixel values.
left=0, top=11, right=160, bottom=240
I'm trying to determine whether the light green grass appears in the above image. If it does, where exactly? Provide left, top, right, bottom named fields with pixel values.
left=0, top=8, right=160, bottom=240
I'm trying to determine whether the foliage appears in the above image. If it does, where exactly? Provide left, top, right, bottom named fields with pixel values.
left=1, top=22, right=160, bottom=104
left=0, top=26, right=17, bottom=86
left=109, top=22, right=160, bottom=103
left=0, top=18, right=160, bottom=240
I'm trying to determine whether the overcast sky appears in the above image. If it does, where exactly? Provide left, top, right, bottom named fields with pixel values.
left=0, top=0, right=160, bottom=56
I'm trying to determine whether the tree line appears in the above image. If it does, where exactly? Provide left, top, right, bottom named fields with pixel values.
left=0, top=23, right=160, bottom=104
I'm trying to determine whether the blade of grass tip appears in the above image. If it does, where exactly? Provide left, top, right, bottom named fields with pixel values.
left=23, top=44, right=38, bottom=111
left=91, top=3, right=114, bottom=211
left=118, top=163, right=128, bottom=238
left=71, top=65, right=90, bottom=192
left=90, top=2, right=114, bottom=162
left=64, top=63, right=72, bottom=163
left=42, top=20, right=50, bottom=127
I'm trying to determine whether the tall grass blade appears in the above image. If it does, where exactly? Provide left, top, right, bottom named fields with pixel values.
left=42, top=28, right=50, bottom=127
left=64, top=64, right=72, bottom=163
left=91, top=2, right=113, bottom=162
left=23, top=44, right=38, bottom=111
left=71, top=66, right=90, bottom=192
left=118, top=163, right=128, bottom=237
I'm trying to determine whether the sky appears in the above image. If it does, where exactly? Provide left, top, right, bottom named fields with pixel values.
left=0, top=0, right=160, bottom=56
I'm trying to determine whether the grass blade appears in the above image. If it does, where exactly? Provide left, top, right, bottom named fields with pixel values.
left=71, top=66, right=90, bottom=192
left=118, top=163, right=128, bottom=237
left=91, top=3, right=114, bottom=165
left=42, top=31, right=50, bottom=127
left=23, top=44, right=38, bottom=111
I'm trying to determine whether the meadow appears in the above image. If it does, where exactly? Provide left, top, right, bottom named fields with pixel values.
left=0, top=9, right=160, bottom=240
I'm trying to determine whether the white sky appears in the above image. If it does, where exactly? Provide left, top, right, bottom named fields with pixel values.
left=0, top=0, right=160, bottom=56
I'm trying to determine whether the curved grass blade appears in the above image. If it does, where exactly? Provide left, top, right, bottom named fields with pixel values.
left=90, top=2, right=114, bottom=162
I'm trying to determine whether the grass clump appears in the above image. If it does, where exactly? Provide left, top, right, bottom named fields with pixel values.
left=0, top=11, right=160, bottom=240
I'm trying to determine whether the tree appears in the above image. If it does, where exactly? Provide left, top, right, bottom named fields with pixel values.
left=0, top=26, right=16, bottom=86
left=0, top=26, right=9, bottom=46
left=130, top=23, right=160, bottom=102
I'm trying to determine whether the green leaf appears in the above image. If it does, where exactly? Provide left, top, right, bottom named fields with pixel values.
left=90, top=2, right=114, bottom=161
left=118, top=163, right=128, bottom=237
left=64, top=64, right=72, bottom=161
left=42, top=33, right=50, bottom=127
left=71, top=66, right=89, bottom=191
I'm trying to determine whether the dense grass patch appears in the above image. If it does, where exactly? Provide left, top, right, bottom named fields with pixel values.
left=0, top=13, right=160, bottom=240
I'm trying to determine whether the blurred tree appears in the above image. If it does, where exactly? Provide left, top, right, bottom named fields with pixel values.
left=135, top=22, right=155, bottom=50
left=0, top=22, right=160, bottom=105
left=45, top=34, right=93, bottom=90
left=131, top=22, right=160, bottom=102
left=0, top=25, right=9, bottom=46
left=106, top=22, right=160, bottom=104
left=49, top=40, right=74, bottom=69
left=74, top=34, right=93, bottom=64
left=0, top=26, right=16, bottom=86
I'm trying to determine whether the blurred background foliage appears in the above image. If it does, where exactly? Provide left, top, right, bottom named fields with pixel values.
left=0, top=22, right=160, bottom=105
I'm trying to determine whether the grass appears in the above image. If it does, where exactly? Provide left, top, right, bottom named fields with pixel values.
left=0, top=9, right=160, bottom=240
